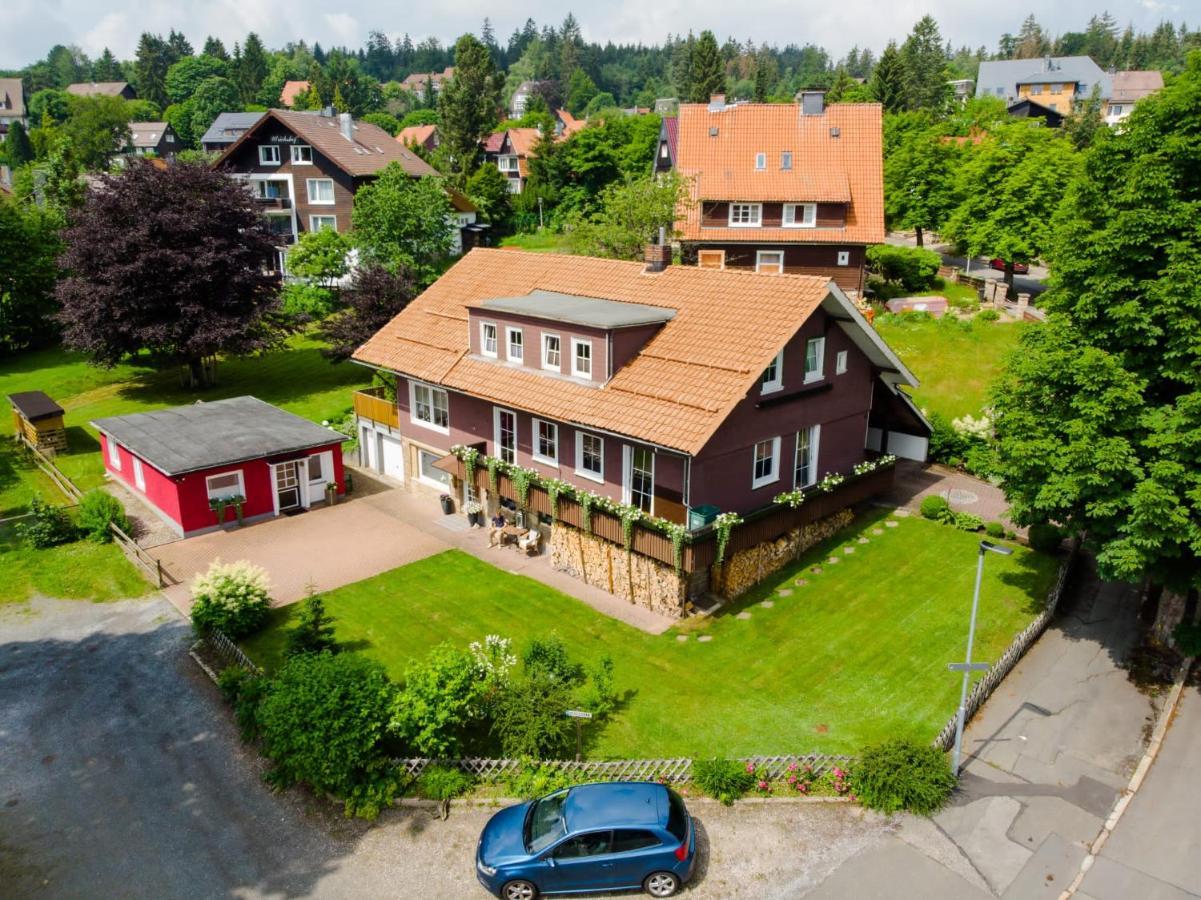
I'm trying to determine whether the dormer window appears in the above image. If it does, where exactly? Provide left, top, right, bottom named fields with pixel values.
left=259, top=144, right=281, bottom=165
left=729, top=203, right=762, bottom=227
left=781, top=151, right=793, bottom=170
left=506, top=327, right=523, bottom=362
left=783, top=203, right=817, bottom=228
left=542, top=334, right=561, bottom=371
left=291, top=144, right=313, bottom=164
left=480, top=322, right=498, bottom=357
left=755, top=152, right=766, bottom=170
left=760, top=350, right=784, bottom=394
left=572, top=339, right=592, bottom=378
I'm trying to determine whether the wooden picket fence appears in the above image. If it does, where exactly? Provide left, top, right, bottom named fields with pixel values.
left=392, top=753, right=851, bottom=784
left=932, top=549, right=1076, bottom=751
left=17, top=435, right=82, bottom=502
left=203, top=629, right=263, bottom=675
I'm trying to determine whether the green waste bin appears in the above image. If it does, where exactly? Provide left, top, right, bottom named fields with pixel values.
left=344, top=471, right=353, bottom=494
left=688, top=504, right=720, bottom=531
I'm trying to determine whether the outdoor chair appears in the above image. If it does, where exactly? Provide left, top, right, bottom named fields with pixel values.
left=519, top=529, right=541, bottom=556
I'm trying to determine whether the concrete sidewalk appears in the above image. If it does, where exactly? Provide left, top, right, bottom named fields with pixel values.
left=805, top=561, right=1156, bottom=899
left=1078, top=681, right=1201, bottom=900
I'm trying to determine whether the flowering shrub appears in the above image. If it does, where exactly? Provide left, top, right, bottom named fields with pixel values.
left=817, top=472, right=846, bottom=493
left=469, top=634, right=517, bottom=683
left=190, top=559, right=272, bottom=637
left=951, top=412, right=992, bottom=441
left=774, top=489, right=806, bottom=508
left=785, top=761, right=818, bottom=794
left=713, top=512, right=743, bottom=566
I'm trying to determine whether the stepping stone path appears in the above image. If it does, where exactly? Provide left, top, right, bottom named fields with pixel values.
left=736, top=612, right=752, bottom=620
left=872, top=528, right=884, bottom=536
left=894, top=508, right=910, bottom=517
left=810, top=567, right=822, bottom=575
left=858, top=537, right=870, bottom=544
left=842, top=546, right=855, bottom=554
left=761, top=600, right=774, bottom=608
left=775, top=588, right=791, bottom=597
left=827, top=556, right=841, bottom=564
left=885, top=520, right=899, bottom=528
left=795, top=578, right=809, bottom=587
left=676, top=634, right=689, bottom=642
left=697, top=635, right=713, bottom=643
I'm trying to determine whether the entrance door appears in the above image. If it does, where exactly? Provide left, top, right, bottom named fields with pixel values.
left=360, top=425, right=376, bottom=470
left=275, top=461, right=301, bottom=511
left=380, top=435, right=404, bottom=481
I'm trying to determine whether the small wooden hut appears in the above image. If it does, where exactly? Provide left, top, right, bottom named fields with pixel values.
left=8, top=391, right=68, bottom=454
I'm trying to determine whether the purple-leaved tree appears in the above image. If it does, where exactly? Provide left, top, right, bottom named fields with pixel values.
left=56, top=160, right=282, bottom=388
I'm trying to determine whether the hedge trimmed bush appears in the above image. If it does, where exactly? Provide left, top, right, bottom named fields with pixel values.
left=866, top=244, right=941, bottom=292
left=1027, top=523, right=1064, bottom=554
left=920, top=495, right=950, bottom=520
left=189, top=559, right=272, bottom=638
left=985, top=521, right=1005, bottom=538
left=855, top=738, right=956, bottom=815
left=77, top=489, right=131, bottom=542
left=692, top=757, right=756, bottom=805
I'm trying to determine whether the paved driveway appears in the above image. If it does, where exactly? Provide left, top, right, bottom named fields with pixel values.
left=0, top=595, right=901, bottom=899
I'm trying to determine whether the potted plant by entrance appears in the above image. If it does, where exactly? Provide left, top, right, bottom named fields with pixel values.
left=464, top=500, right=483, bottom=527
left=439, top=493, right=455, bottom=515
left=324, top=482, right=338, bottom=506
left=230, top=494, right=246, bottom=525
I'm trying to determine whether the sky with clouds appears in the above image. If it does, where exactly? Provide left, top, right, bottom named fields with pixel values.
left=1, top=0, right=1188, bottom=70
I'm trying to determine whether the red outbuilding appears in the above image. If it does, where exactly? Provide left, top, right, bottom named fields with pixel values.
left=93, top=396, right=347, bottom=538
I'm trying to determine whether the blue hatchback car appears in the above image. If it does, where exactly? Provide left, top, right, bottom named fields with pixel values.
left=476, top=781, right=696, bottom=899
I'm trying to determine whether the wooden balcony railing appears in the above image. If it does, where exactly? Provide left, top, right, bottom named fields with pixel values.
left=352, top=387, right=399, bottom=428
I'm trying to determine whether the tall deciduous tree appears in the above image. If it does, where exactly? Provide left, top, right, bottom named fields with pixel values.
left=942, top=122, right=1079, bottom=284
left=0, top=196, right=62, bottom=351
left=689, top=31, right=726, bottom=103
left=991, top=52, right=1201, bottom=600
left=61, top=95, right=131, bottom=170
left=320, top=264, right=417, bottom=362
left=568, top=172, right=689, bottom=260
left=165, top=54, right=229, bottom=105
left=56, top=162, right=281, bottom=388
left=883, top=116, right=956, bottom=246
left=351, top=163, right=455, bottom=283
left=438, top=34, right=502, bottom=182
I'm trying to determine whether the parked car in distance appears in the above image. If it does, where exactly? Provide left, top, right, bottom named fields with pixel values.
left=989, top=258, right=1030, bottom=274
left=476, top=781, right=696, bottom=899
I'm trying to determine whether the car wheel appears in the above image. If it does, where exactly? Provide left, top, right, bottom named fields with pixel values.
left=501, top=880, right=538, bottom=900
left=644, top=871, right=680, bottom=897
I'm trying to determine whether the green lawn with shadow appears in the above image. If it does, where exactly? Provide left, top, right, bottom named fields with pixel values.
left=242, top=509, right=1059, bottom=757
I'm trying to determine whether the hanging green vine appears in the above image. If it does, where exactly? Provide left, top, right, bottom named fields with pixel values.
left=461, top=446, right=479, bottom=491
left=619, top=507, right=643, bottom=552
left=713, top=512, right=743, bottom=566
left=661, top=522, right=688, bottom=574
left=544, top=479, right=572, bottom=522
left=511, top=467, right=536, bottom=508
left=578, top=491, right=595, bottom=535
left=486, top=456, right=502, bottom=497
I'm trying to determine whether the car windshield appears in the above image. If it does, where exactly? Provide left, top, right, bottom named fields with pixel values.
left=525, top=789, right=569, bottom=854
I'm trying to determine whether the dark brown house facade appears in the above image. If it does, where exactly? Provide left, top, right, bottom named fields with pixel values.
left=669, top=95, right=884, bottom=298
left=352, top=249, right=929, bottom=528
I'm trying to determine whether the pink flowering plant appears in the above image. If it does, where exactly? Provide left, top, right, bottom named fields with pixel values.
left=785, top=761, right=818, bottom=794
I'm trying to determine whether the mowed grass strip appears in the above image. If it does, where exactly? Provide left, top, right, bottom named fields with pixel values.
left=243, top=510, right=1057, bottom=757
left=874, top=314, right=1028, bottom=421
left=0, top=526, right=155, bottom=604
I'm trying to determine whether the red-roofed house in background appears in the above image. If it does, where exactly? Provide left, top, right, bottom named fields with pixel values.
left=400, top=67, right=455, bottom=97
left=279, top=80, right=311, bottom=108
left=213, top=108, right=485, bottom=270
left=397, top=124, right=439, bottom=152
left=666, top=93, right=883, bottom=298
left=351, top=247, right=928, bottom=611
left=483, top=127, right=542, bottom=194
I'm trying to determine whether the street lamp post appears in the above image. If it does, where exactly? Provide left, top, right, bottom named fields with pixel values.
left=950, top=540, right=1014, bottom=777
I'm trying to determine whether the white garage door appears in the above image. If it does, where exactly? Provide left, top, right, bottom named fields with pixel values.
left=380, top=435, right=404, bottom=481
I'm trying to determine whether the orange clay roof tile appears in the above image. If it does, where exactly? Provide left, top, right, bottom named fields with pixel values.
left=353, top=248, right=832, bottom=455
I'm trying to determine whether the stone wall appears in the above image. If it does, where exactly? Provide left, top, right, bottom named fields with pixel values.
left=550, top=525, right=688, bottom=618
left=716, top=508, right=855, bottom=599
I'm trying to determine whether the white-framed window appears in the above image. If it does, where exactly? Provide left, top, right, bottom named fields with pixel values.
left=659, top=142, right=669, bottom=159
left=835, top=350, right=848, bottom=375
left=752, top=437, right=781, bottom=489
left=542, top=333, right=561, bottom=371
left=132, top=457, right=146, bottom=491
left=783, top=203, right=817, bottom=228
left=781, top=150, right=793, bottom=170
left=481, top=322, right=498, bottom=358
left=1031, top=84, right=1043, bottom=95
left=794, top=425, right=820, bottom=489
left=507, top=327, right=523, bottom=362
left=206, top=470, right=245, bottom=501
left=418, top=448, right=452, bottom=489
left=576, top=432, right=604, bottom=482
left=624, top=446, right=654, bottom=514
left=572, top=339, right=592, bottom=378
left=306, top=178, right=335, bottom=205
left=755, top=152, right=766, bottom=170
left=804, top=336, right=826, bottom=383
left=308, top=215, right=337, bottom=232
left=497, top=155, right=518, bottom=172
left=533, top=418, right=558, bottom=465
left=729, top=203, right=762, bottom=227
left=1110, top=104, right=1123, bottom=116
left=760, top=349, right=784, bottom=394
left=106, top=437, right=121, bottom=470
left=258, top=144, right=280, bottom=165
left=165, top=133, right=175, bottom=143
left=494, top=407, right=516, bottom=463
left=291, top=144, right=313, bottom=164
left=836, top=250, right=850, bottom=266
left=409, top=381, right=449, bottom=433
left=756, top=251, right=784, bottom=275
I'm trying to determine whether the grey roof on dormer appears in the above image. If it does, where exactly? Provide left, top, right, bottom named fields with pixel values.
left=975, top=56, right=1110, bottom=101
left=476, top=290, right=677, bottom=329
left=200, top=112, right=267, bottom=146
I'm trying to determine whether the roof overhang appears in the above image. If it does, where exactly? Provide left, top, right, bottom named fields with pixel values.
left=821, top=282, right=919, bottom=389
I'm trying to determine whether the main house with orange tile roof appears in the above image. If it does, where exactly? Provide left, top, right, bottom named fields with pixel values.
left=666, top=93, right=884, bottom=298
left=483, top=112, right=585, bottom=194
left=352, top=247, right=929, bottom=528
left=212, top=108, right=483, bottom=269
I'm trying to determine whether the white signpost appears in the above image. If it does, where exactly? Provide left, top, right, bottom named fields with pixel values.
left=565, top=710, right=592, bottom=761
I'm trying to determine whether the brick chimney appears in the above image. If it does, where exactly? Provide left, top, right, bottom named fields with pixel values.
left=644, top=229, right=671, bottom=273
left=707, top=94, right=726, bottom=112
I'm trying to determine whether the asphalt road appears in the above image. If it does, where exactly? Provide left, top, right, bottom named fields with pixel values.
left=0, top=595, right=898, bottom=900
left=884, top=232, right=1049, bottom=297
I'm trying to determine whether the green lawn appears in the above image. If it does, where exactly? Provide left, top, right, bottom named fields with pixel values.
left=243, top=509, right=1057, bottom=757
left=499, top=230, right=574, bottom=253
left=0, top=333, right=368, bottom=496
left=875, top=314, right=1029, bottom=421
left=0, top=525, right=155, bottom=604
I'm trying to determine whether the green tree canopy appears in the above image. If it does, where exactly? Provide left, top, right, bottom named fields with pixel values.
left=438, top=34, right=503, bottom=182
left=883, top=114, right=958, bottom=245
left=990, top=52, right=1201, bottom=594
left=351, top=164, right=455, bottom=283
left=900, top=15, right=950, bottom=110
left=0, top=196, right=62, bottom=351
left=568, top=171, right=689, bottom=260
left=465, top=163, right=513, bottom=225
left=689, top=31, right=726, bottom=102
left=61, top=95, right=131, bottom=169
left=28, top=88, right=71, bottom=124
left=3, top=120, right=34, bottom=168
left=165, top=54, right=229, bottom=104
left=870, top=42, right=908, bottom=113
